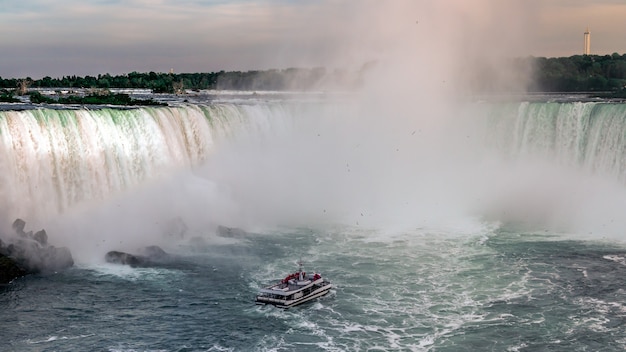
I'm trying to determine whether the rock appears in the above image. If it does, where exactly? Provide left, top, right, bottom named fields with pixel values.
left=0, top=253, right=27, bottom=284
left=11, top=218, right=26, bottom=235
left=38, top=246, right=74, bottom=272
left=33, top=230, right=48, bottom=246
left=105, top=245, right=172, bottom=267
left=0, top=218, right=74, bottom=283
left=105, top=251, right=141, bottom=266
left=216, top=225, right=249, bottom=239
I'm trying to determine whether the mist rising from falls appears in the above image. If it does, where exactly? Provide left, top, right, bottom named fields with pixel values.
left=473, top=101, right=626, bottom=237
left=0, top=105, right=257, bottom=226
left=483, top=102, right=626, bottom=183
left=1, top=99, right=626, bottom=259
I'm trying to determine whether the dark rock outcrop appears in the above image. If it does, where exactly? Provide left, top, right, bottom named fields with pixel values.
left=105, top=245, right=173, bottom=268
left=0, top=218, right=74, bottom=284
left=216, top=225, right=250, bottom=239
left=0, top=248, right=27, bottom=284
left=104, top=251, right=142, bottom=266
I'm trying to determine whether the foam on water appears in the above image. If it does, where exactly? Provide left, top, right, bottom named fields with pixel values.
left=2, top=99, right=626, bottom=246
left=603, top=254, right=626, bottom=266
left=1, top=90, right=626, bottom=351
left=28, top=334, right=95, bottom=345
left=84, top=263, right=180, bottom=282
left=3, top=223, right=626, bottom=350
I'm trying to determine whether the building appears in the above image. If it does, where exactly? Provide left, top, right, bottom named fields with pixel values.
left=583, top=27, right=591, bottom=55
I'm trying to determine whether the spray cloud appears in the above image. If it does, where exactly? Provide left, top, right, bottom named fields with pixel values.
left=3, top=1, right=626, bottom=266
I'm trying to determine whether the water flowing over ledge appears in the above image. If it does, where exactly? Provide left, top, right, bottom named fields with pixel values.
left=0, top=100, right=624, bottom=229
left=483, top=101, right=626, bottom=184
left=0, top=104, right=280, bottom=221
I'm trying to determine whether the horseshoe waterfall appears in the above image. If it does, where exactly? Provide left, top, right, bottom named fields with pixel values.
left=1, top=98, right=626, bottom=351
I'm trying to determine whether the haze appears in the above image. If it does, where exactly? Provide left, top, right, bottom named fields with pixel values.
left=1, top=0, right=625, bottom=79
left=3, top=1, right=626, bottom=263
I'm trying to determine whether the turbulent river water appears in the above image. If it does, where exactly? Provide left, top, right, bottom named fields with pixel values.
left=1, top=93, right=625, bottom=351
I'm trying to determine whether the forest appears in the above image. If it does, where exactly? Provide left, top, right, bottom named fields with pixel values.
left=530, top=53, right=626, bottom=92
left=0, top=67, right=363, bottom=94
left=1, top=54, right=626, bottom=94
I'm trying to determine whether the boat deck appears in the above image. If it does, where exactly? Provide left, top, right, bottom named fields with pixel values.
left=255, top=264, right=331, bottom=308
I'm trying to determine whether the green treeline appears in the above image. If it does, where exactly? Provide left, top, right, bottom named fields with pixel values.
left=530, top=53, right=626, bottom=92
left=0, top=67, right=361, bottom=93
left=0, top=71, right=219, bottom=93
left=27, top=91, right=166, bottom=106
left=1, top=54, right=626, bottom=93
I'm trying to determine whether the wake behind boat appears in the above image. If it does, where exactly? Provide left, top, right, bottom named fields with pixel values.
left=255, top=262, right=332, bottom=309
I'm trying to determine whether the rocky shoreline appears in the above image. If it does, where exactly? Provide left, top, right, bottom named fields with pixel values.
left=0, top=219, right=74, bottom=284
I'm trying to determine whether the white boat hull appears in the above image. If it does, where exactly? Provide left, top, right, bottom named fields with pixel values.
left=255, top=282, right=332, bottom=309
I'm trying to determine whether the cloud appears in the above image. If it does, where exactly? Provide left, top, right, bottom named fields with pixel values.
left=0, top=0, right=369, bottom=77
left=530, top=1, right=626, bottom=56
left=1, top=0, right=625, bottom=78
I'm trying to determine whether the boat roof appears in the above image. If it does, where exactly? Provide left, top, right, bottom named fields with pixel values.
left=259, top=279, right=316, bottom=296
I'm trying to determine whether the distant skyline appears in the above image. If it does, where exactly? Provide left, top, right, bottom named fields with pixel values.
left=1, top=0, right=626, bottom=79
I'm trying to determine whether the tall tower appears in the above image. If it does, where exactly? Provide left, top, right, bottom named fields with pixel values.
left=583, top=27, right=591, bottom=55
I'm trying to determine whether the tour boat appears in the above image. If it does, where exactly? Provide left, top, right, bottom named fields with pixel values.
left=255, top=262, right=332, bottom=308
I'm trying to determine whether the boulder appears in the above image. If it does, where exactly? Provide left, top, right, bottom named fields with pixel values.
left=0, top=218, right=74, bottom=284
left=0, top=253, right=27, bottom=285
left=105, top=245, right=173, bottom=267
left=104, top=251, right=141, bottom=266
left=12, top=218, right=26, bottom=235
left=33, top=230, right=48, bottom=246
left=216, top=225, right=250, bottom=239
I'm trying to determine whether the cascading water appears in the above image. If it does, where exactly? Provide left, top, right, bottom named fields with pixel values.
left=2, top=98, right=626, bottom=351
left=482, top=101, right=625, bottom=184
left=1, top=100, right=625, bottom=233
left=0, top=104, right=281, bottom=224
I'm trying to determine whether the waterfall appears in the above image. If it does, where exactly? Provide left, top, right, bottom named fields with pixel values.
left=0, top=104, right=288, bottom=222
left=483, top=101, right=626, bottom=184
left=1, top=100, right=625, bottom=232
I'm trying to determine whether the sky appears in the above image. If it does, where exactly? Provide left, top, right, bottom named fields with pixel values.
left=1, top=0, right=625, bottom=79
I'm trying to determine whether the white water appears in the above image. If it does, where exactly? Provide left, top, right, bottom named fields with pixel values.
left=0, top=105, right=249, bottom=221
left=473, top=101, right=626, bottom=237
left=1, top=100, right=625, bottom=262
left=482, top=102, right=626, bottom=183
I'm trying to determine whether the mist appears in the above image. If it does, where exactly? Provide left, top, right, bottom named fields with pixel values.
left=185, top=0, right=626, bottom=239
left=188, top=1, right=530, bottom=224
left=3, top=1, right=626, bottom=267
